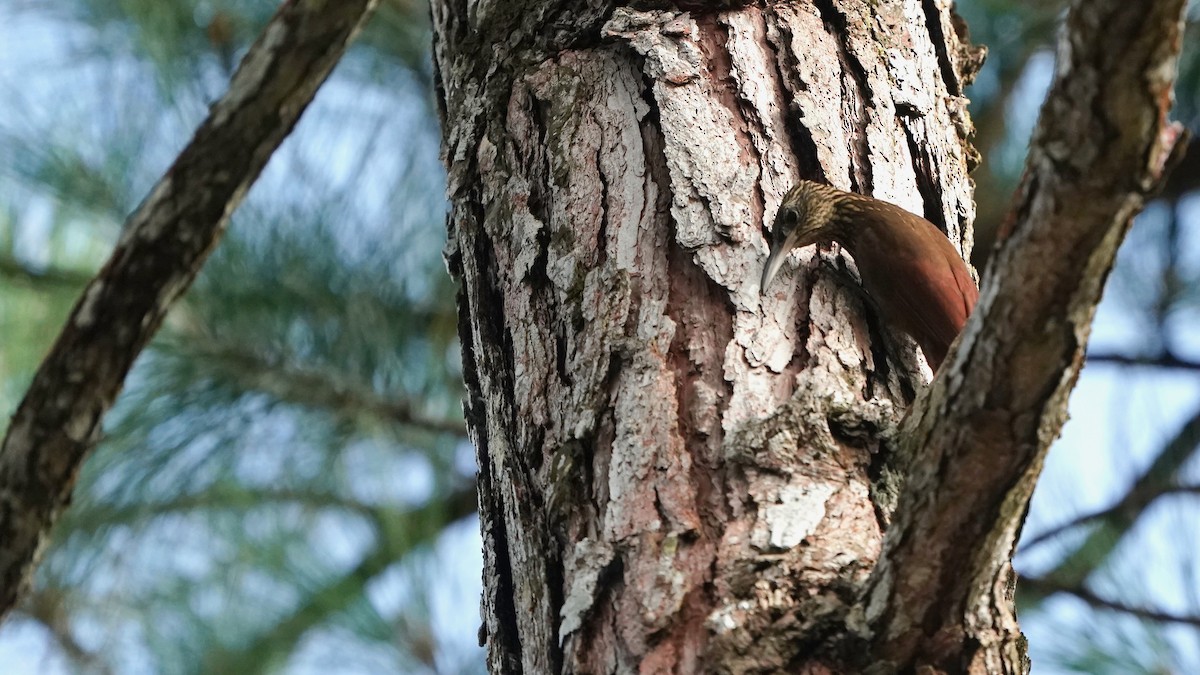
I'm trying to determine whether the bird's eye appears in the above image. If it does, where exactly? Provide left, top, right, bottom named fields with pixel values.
left=779, top=208, right=798, bottom=230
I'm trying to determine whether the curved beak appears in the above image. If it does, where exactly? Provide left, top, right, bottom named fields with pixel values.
left=761, top=225, right=823, bottom=294
left=760, top=243, right=790, bottom=295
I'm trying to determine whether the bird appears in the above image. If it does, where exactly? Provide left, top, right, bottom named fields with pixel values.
left=760, top=181, right=978, bottom=372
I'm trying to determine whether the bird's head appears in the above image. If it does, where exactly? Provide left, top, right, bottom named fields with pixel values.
left=761, top=181, right=840, bottom=293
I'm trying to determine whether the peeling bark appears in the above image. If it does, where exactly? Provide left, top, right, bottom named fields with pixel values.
left=0, top=0, right=379, bottom=620
left=868, top=1, right=1188, bottom=672
left=432, top=0, right=1185, bottom=673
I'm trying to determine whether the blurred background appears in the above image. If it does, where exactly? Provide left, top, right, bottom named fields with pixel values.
left=0, top=1, right=1198, bottom=673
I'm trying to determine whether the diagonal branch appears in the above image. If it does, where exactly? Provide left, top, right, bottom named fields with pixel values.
left=867, top=0, right=1189, bottom=672
left=199, top=484, right=477, bottom=673
left=1021, top=407, right=1200, bottom=592
left=18, top=586, right=114, bottom=675
left=1020, top=484, right=1200, bottom=553
left=166, top=340, right=466, bottom=435
left=1086, top=350, right=1200, bottom=372
left=0, top=257, right=93, bottom=292
left=1020, top=577, right=1200, bottom=628
left=0, top=0, right=379, bottom=622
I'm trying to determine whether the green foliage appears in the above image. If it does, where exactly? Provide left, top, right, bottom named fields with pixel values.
left=4, top=0, right=1200, bottom=673
left=0, top=0, right=479, bottom=672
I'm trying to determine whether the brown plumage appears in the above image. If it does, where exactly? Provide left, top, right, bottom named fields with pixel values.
left=760, top=181, right=978, bottom=371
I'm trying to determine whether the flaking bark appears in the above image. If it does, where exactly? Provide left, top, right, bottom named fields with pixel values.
left=435, top=0, right=1186, bottom=672
left=868, top=1, right=1188, bottom=672
left=434, top=1, right=988, bottom=672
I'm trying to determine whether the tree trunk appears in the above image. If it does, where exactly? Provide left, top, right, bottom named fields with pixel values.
left=432, top=0, right=1185, bottom=673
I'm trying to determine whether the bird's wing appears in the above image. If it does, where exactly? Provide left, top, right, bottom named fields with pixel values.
left=852, top=207, right=978, bottom=368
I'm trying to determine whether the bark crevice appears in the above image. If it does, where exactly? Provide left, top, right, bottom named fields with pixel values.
left=430, top=0, right=1188, bottom=672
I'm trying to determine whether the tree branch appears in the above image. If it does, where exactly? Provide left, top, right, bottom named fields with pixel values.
left=1023, top=407, right=1200, bottom=594
left=0, top=257, right=93, bottom=292
left=1086, top=350, right=1200, bottom=372
left=62, top=485, right=474, bottom=531
left=199, top=483, right=477, bottom=673
left=18, top=588, right=114, bottom=675
left=1020, top=577, right=1200, bottom=628
left=1021, top=485, right=1200, bottom=553
left=174, top=341, right=467, bottom=436
left=867, top=0, right=1189, bottom=671
left=0, top=0, right=379, bottom=621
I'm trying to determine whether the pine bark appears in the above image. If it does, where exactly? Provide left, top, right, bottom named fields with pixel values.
left=432, top=0, right=1185, bottom=673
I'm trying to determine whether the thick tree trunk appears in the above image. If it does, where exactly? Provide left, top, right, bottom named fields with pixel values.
left=432, top=0, right=1184, bottom=673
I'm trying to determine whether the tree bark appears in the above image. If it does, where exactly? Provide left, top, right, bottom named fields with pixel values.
left=0, top=0, right=378, bottom=621
left=432, top=0, right=1185, bottom=673
left=868, top=2, right=1187, bottom=671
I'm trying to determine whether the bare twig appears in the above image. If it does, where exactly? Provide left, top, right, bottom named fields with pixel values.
left=198, top=483, right=477, bottom=673
left=0, top=0, right=380, bottom=621
left=1022, top=484, right=1200, bottom=552
left=179, top=342, right=467, bottom=435
left=19, top=588, right=115, bottom=675
left=1086, top=351, right=1200, bottom=372
left=1021, top=577, right=1200, bottom=628
left=0, top=257, right=93, bottom=291
left=1026, top=407, right=1200, bottom=594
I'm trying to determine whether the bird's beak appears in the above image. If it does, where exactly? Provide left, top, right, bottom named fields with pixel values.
left=760, top=243, right=789, bottom=295
left=761, top=227, right=802, bottom=294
